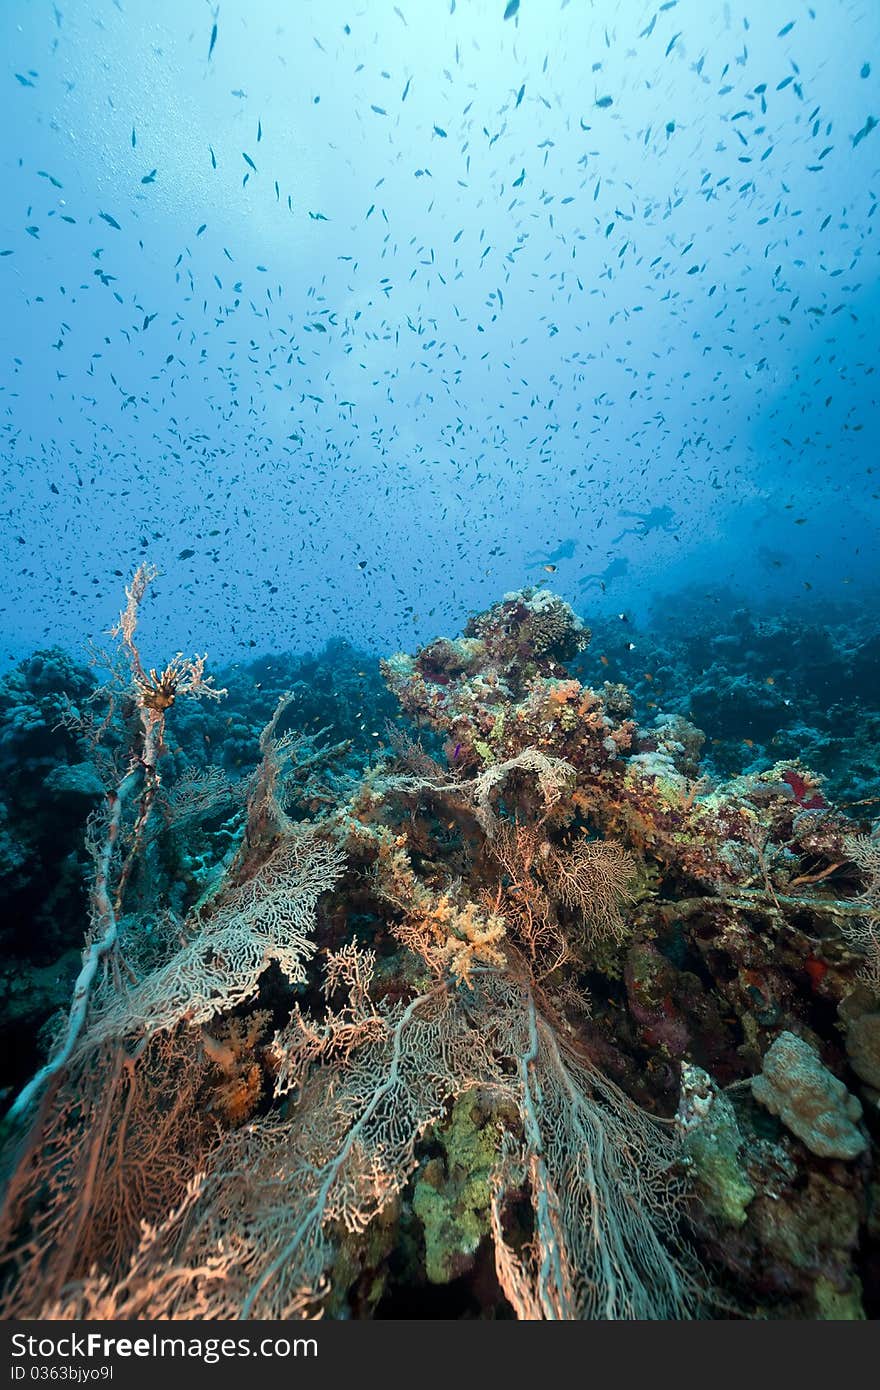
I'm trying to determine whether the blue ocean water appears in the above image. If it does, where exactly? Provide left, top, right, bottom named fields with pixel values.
left=0, top=0, right=879, bottom=1324
left=1, top=0, right=877, bottom=663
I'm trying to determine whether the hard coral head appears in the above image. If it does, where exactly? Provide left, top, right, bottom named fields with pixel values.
left=464, top=587, right=590, bottom=672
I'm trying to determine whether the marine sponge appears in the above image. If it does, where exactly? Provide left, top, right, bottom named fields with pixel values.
left=751, top=1031, right=866, bottom=1160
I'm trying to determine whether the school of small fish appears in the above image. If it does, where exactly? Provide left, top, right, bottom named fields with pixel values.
left=0, top=0, right=876, bottom=662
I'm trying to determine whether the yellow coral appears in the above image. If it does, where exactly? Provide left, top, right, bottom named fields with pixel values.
left=372, top=839, right=506, bottom=985
left=430, top=897, right=507, bottom=986
left=203, top=1010, right=271, bottom=1125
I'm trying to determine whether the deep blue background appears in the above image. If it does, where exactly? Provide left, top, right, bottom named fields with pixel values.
left=1, top=0, right=877, bottom=666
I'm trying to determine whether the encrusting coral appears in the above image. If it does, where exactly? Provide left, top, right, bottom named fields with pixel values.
left=0, top=575, right=877, bottom=1320
left=750, top=1031, right=866, bottom=1161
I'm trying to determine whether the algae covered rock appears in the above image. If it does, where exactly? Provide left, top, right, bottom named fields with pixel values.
left=43, top=761, right=105, bottom=805
left=843, top=1009, right=880, bottom=1092
left=412, top=1094, right=500, bottom=1284
left=811, top=1274, right=866, bottom=1320
left=676, top=1063, right=755, bottom=1227
left=751, top=1031, right=866, bottom=1160
left=749, top=1170, right=865, bottom=1317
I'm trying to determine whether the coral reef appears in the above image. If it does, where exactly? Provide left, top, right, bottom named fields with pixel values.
left=0, top=576, right=878, bottom=1320
left=579, top=587, right=880, bottom=807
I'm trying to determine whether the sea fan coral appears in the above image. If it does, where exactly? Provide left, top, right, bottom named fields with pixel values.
left=550, top=839, right=638, bottom=943
left=1, top=574, right=877, bottom=1323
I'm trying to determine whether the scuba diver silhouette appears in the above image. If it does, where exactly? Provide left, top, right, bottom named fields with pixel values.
left=526, top=538, right=577, bottom=568
left=611, top=506, right=680, bottom=545
left=578, top=557, right=630, bottom=592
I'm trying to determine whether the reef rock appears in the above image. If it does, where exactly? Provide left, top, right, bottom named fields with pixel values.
left=751, top=1031, right=866, bottom=1160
